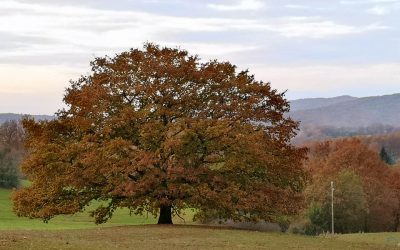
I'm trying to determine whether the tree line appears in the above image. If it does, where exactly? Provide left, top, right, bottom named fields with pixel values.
left=295, top=138, right=400, bottom=234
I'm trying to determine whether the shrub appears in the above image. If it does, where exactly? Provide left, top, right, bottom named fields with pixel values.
left=277, top=216, right=290, bottom=232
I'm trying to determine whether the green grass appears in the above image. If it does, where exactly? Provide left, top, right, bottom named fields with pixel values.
left=0, top=225, right=398, bottom=250
left=1, top=186, right=400, bottom=249
left=0, top=187, right=193, bottom=230
left=337, top=232, right=400, bottom=247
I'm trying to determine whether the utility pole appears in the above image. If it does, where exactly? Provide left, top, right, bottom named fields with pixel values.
left=331, top=181, right=335, bottom=235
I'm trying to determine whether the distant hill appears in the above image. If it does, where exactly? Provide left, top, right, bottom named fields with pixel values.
left=290, top=93, right=400, bottom=127
left=290, top=95, right=358, bottom=112
left=0, top=113, right=54, bottom=124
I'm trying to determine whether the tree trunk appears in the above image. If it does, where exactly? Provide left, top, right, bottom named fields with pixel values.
left=158, top=205, right=173, bottom=224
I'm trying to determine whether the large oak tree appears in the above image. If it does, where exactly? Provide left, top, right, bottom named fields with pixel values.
left=13, top=44, right=307, bottom=224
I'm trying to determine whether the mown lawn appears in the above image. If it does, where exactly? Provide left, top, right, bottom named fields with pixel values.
left=0, top=225, right=399, bottom=250
left=0, top=187, right=192, bottom=230
left=1, top=186, right=400, bottom=249
left=338, top=232, right=400, bottom=247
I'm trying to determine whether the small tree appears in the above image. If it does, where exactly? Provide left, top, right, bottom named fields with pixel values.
left=0, top=148, right=19, bottom=188
left=12, top=43, right=307, bottom=225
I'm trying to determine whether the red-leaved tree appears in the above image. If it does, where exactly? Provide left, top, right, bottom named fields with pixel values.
left=13, top=44, right=307, bottom=224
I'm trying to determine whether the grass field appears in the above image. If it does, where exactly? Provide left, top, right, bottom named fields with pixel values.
left=1, top=225, right=399, bottom=249
left=0, top=187, right=191, bottom=230
left=1, top=187, right=400, bottom=249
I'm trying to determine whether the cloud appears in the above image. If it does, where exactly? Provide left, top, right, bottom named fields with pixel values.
left=207, top=0, right=265, bottom=11
left=173, top=43, right=258, bottom=56
left=340, top=0, right=399, bottom=16
left=0, top=1, right=388, bottom=55
left=340, top=0, right=400, bottom=4
left=0, top=0, right=390, bottom=71
left=259, top=19, right=388, bottom=38
left=0, top=0, right=397, bottom=115
left=284, top=4, right=310, bottom=10
left=248, top=63, right=400, bottom=98
left=367, top=5, right=390, bottom=15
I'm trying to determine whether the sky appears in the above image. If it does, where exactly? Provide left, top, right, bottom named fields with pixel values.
left=0, top=0, right=399, bottom=114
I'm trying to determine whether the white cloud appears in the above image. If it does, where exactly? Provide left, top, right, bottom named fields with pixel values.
left=0, top=0, right=397, bottom=114
left=173, top=43, right=258, bottom=56
left=367, top=5, right=390, bottom=15
left=340, top=0, right=399, bottom=16
left=284, top=4, right=310, bottom=9
left=208, top=0, right=265, bottom=11
left=0, top=0, right=388, bottom=59
left=258, top=19, right=388, bottom=38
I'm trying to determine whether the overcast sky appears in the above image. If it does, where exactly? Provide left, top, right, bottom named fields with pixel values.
left=0, top=0, right=399, bottom=114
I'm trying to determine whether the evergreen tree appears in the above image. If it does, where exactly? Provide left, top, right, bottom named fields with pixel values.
left=380, top=147, right=396, bottom=165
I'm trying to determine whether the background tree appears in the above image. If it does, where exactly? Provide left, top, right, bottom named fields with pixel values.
left=0, top=147, right=19, bottom=188
left=0, top=120, right=25, bottom=150
left=12, top=43, right=307, bottom=224
left=389, top=166, right=400, bottom=231
left=305, top=170, right=368, bottom=234
left=0, top=120, right=25, bottom=188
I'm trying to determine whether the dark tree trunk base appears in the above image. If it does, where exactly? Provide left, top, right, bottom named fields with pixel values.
left=158, top=205, right=173, bottom=224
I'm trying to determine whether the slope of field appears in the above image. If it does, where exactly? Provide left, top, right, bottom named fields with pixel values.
left=290, top=93, right=400, bottom=127
left=0, top=226, right=398, bottom=250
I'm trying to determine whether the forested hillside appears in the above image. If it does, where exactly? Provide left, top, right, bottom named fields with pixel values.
left=290, top=94, right=400, bottom=127
left=290, top=95, right=357, bottom=112
left=291, top=94, right=400, bottom=143
left=0, top=113, right=54, bottom=124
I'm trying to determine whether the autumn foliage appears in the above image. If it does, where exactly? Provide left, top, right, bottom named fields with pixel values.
left=304, top=138, right=400, bottom=233
left=12, top=44, right=307, bottom=224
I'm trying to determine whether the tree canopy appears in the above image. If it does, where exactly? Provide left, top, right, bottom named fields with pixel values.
left=306, top=170, right=368, bottom=234
left=12, top=43, right=307, bottom=224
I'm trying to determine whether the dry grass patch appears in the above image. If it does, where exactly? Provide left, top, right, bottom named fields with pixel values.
left=0, top=225, right=396, bottom=250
